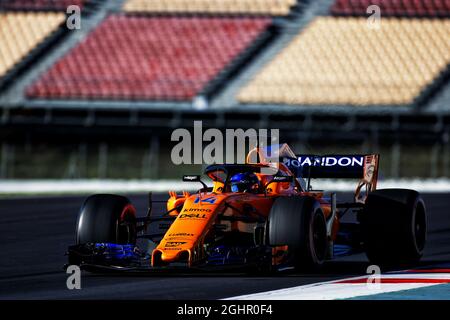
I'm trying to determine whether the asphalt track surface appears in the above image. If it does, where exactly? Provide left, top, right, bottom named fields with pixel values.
left=0, top=193, right=449, bottom=300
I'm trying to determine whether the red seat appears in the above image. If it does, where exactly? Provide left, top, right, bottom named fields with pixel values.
left=27, top=15, right=271, bottom=101
left=0, top=0, right=86, bottom=10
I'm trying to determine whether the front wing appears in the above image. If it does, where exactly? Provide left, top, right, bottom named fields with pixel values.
left=66, top=242, right=273, bottom=274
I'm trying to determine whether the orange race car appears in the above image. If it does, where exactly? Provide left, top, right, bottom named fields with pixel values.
left=67, top=144, right=427, bottom=272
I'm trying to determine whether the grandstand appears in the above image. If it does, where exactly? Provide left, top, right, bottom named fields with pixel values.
left=0, top=0, right=449, bottom=180
left=123, top=0, right=298, bottom=16
left=0, top=0, right=86, bottom=11
left=331, top=0, right=450, bottom=17
left=0, top=12, right=65, bottom=79
left=238, top=17, right=450, bottom=106
left=27, top=15, right=272, bottom=101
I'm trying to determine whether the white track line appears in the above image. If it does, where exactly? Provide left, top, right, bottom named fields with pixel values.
left=0, top=180, right=202, bottom=194
left=225, top=273, right=450, bottom=300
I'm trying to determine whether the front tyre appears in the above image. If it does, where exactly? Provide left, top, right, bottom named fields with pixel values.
left=76, top=194, right=137, bottom=245
left=268, top=196, right=328, bottom=270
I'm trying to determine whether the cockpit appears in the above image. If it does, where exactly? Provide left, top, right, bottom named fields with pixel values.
left=204, top=163, right=298, bottom=195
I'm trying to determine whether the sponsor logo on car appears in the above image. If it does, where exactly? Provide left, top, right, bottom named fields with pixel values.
left=184, top=207, right=212, bottom=213
left=179, top=213, right=207, bottom=219
left=164, top=242, right=187, bottom=248
left=284, top=156, right=364, bottom=168
left=168, top=233, right=194, bottom=237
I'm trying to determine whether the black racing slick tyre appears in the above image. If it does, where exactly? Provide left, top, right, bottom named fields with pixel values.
left=76, top=194, right=137, bottom=245
left=362, top=189, right=427, bottom=267
left=268, top=196, right=328, bottom=270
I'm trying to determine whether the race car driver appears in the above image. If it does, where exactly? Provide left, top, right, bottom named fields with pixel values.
left=230, top=172, right=261, bottom=194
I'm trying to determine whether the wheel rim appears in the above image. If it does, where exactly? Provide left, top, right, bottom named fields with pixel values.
left=312, top=211, right=327, bottom=262
left=413, top=202, right=426, bottom=252
left=118, top=206, right=136, bottom=244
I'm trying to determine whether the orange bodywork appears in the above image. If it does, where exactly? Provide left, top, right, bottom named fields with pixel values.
left=151, top=161, right=340, bottom=267
left=150, top=144, right=378, bottom=267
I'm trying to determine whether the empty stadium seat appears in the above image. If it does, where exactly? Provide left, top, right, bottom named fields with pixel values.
left=331, top=0, right=450, bottom=17
left=123, top=0, right=297, bottom=16
left=27, top=15, right=271, bottom=101
left=0, top=0, right=85, bottom=10
left=0, top=12, right=65, bottom=78
left=238, top=17, right=450, bottom=106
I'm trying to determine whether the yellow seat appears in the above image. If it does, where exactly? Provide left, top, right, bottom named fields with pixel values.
left=0, top=12, right=64, bottom=78
left=123, top=0, right=297, bottom=16
left=238, top=17, right=450, bottom=106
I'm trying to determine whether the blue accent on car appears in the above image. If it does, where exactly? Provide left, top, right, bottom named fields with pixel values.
left=194, top=196, right=216, bottom=204
left=206, top=245, right=248, bottom=265
left=283, top=155, right=368, bottom=179
left=94, top=243, right=140, bottom=261
left=333, top=244, right=356, bottom=257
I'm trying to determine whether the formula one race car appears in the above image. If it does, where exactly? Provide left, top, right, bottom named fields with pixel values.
left=67, top=144, right=427, bottom=272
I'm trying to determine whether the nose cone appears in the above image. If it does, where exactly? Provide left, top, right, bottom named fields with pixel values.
left=152, top=248, right=191, bottom=266
left=152, top=192, right=226, bottom=266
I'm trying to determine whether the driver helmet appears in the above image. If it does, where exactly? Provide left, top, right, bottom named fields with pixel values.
left=230, top=172, right=260, bottom=193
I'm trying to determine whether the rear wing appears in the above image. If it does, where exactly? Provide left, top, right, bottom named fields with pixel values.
left=283, top=154, right=380, bottom=202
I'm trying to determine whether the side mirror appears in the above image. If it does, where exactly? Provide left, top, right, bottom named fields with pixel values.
left=264, top=175, right=294, bottom=195
left=182, top=175, right=208, bottom=190
left=183, top=175, right=201, bottom=182
left=272, top=176, right=293, bottom=183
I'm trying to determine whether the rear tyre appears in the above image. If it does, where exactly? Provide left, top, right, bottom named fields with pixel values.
left=362, top=189, right=427, bottom=267
left=268, top=196, right=328, bottom=270
left=76, top=194, right=137, bottom=245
